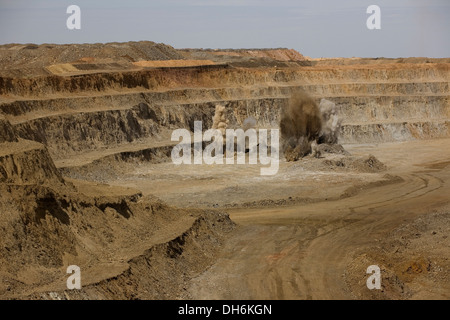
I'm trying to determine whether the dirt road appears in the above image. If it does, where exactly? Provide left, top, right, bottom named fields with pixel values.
left=188, top=139, right=450, bottom=299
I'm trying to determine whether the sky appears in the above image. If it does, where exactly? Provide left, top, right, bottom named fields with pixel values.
left=0, top=0, right=449, bottom=58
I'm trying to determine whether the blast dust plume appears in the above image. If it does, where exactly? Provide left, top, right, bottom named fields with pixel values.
left=280, top=91, right=322, bottom=161
left=212, top=104, right=228, bottom=137
left=242, top=116, right=257, bottom=132
left=319, top=98, right=342, bottom=144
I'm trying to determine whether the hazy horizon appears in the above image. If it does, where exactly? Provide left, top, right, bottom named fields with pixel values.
left=0, top=0, right=449, bottom=58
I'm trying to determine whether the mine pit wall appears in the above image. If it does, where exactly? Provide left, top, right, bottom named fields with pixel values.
left=0, top=63, right=448, bottom=97
left=0, top=145, right=65, bottom=185
left=8, top=94, right=449, bottom=160
left=1, top=82, right=447, bottom=120
left=10, top=98, right=284, bottom=160
left=0, top=117, right=18, bottom=143
left=0, top=63, right=448, bottom=161
left=340, top=121, right=450, bottom=144
left=332, top=96, right=449, bottom=123
left=0, top=116, right=64, bottom=185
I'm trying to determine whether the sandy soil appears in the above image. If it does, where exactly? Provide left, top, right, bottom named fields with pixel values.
left=180, top=139, right=450, bottom=299
left=70, top=138, right=450, bottom=299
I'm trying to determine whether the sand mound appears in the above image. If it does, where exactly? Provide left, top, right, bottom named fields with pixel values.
left=323, top=155, right=386, bottom=173
left=0, top=41, right=185, bottom=77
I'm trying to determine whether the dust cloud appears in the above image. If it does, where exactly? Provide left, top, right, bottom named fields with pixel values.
left=280, top=92, right=343, bottom=161
left=280, top=91, right=322, bottom=161
left=242, top=116, right=257, bottom=131
left=319, top=98, right=342, bottom=144
left=212, top=104, right=228, bottom=137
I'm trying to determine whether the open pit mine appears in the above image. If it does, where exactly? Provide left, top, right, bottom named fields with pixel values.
left=0, top=42, right=449, bottom=300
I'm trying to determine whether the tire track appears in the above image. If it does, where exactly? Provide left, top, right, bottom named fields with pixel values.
left=189, top=166, right=449, bottom=299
